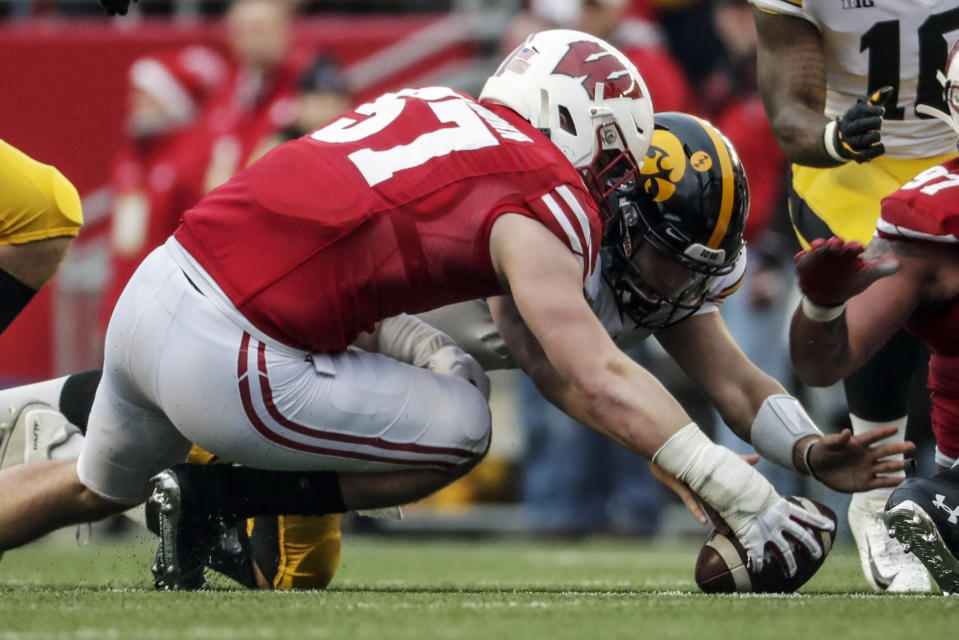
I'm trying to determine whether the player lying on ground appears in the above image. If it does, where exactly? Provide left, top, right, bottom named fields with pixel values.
left=789, top=42, right=959, bottom=595
left=0, top=110, right=911, bottom=589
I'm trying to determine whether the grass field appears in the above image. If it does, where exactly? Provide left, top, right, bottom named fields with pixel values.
left=1, top=532, right=957, bottom=640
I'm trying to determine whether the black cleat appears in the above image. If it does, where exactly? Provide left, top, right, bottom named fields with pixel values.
left=884, top=467, right=959, bottom=595
left=146, top=468, right=221, bottom=591
left=206, top=523, right=257, bottom=589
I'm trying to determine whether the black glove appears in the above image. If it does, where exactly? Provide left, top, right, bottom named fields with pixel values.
left=100, top=0, right=135, bottom=15
left=825, top=86, right=893, bottom=163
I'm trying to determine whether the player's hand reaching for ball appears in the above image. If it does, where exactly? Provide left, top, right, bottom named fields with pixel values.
left=804, top=427, right=916, bottom=493
left=735, top=497, right=834, bottom=577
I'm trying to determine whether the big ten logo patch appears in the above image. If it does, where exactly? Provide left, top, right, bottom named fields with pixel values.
left=690, top=151, right=712, bottom=172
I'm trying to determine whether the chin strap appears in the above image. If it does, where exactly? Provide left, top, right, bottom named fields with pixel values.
left=917, top=103, right=959, bottom=137
left=537, top=88, right=551, bottom=138
left=915, top=71, right=959, bottom=138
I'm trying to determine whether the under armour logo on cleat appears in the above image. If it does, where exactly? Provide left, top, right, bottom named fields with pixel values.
left=933, top=494, right=959, bottom=525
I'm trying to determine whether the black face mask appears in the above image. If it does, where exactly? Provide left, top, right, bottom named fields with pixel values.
left=601, top=241, right=711, bottom=330
left=600, top=193, right=736, bottom=330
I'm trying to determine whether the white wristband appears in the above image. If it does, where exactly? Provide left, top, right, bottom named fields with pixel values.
left=749, top=394, right=823, bottom=473
left=823, top=120, right=847, bottom=163
left=801, top=296, right=846, bottom=323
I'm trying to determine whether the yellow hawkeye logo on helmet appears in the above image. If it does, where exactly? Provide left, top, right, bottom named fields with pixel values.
left=640, top=130, right=686, bottom=202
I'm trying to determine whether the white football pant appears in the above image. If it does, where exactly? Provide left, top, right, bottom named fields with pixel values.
left=78, top=243, right=491, bottom=504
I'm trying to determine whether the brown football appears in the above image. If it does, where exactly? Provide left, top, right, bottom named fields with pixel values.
left=694, top=496, right=837, bottom=593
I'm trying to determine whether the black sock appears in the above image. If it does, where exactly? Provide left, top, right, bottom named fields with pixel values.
left=173, top=463, right=347, bottom=522
left=60, top=369, right=102, bottom=434
left=0, top=268, right=37, bottom=334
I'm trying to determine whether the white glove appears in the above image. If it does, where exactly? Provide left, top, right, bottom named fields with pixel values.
left=734, top=497, right=834, bottom=577
left=426, top=344, right=491, bottom=400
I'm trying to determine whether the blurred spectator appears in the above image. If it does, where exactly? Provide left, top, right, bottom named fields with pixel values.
left=501, top=0, right=692, bottom=112
left=651, top=0, right=723, bottom=88
left=701, top=0, right=786, bottom=251
left=1, top=0, right=452, bottom=20
left=277, top=54, right=352, bottom=141
left=99, top=46, right=227, bottom=333
left=298, top=0, right=452, bottom=13
left=577, top=0, right=691, bottom=113
left=201, top=0, right=304, bottom=191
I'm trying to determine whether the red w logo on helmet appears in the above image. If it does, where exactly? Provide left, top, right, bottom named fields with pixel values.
left=553, top=41, right=642, bottom=100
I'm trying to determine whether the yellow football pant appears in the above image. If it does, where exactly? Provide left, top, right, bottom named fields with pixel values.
left=790, top=152, right=957, bottom=247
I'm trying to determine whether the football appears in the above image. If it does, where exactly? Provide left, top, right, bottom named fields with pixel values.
left=694, top=496, right=837, bottom=593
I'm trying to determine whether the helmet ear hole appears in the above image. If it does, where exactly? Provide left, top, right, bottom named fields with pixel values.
left=558, top=106, right=576, bottom=135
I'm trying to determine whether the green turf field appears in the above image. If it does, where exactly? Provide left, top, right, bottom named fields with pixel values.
left=0, top=533, right=956, bottom=639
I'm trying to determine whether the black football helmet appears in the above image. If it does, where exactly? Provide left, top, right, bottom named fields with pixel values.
left=601, top=112, right=749, bottom=329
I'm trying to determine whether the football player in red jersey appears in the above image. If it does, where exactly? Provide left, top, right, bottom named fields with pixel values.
left=0, top=31, right=900, bottom=591
left=751, top=0, right=959, bottom=592
left=790, top=43, right=959, bottom=594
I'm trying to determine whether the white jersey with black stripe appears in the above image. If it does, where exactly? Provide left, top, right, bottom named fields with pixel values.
left=748, top=0, right=959, bottom=158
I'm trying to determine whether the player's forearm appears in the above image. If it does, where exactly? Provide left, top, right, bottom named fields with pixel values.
left=519, top=333, right=690, bottom=460
left=753, top=8, right=841, bottom=168
left=712, top=368, right=787, bottom=442
left=708, top=369, right=825, bottom=476
left=764, top=105, right=839, bottom=168
left=549, top=355, right=693, bottom=460
left=789, top=307, right=853, bottom=386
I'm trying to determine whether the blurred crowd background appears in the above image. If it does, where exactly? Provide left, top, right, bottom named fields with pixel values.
left=0, top=0, right=936, bottom=540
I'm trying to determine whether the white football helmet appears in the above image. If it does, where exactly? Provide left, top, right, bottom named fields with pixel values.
left=917, top=39, right=959, bottom=139
left=480, top=29, right=654, bottom=221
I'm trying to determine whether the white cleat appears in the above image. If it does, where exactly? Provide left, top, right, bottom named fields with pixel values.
left=0, top=402, right=81, bottom=470
left=849, top=490, right=933, bottom=592
left=888, top=563, right=935, bottom=592
left=0, top=402, right=85, bottom=563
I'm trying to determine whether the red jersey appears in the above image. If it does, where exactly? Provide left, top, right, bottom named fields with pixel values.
left=877, top=157, right=959, bottom=456
left=175, top=88, right=601, bottom=353
left=878, top=156, right=959, bottom=356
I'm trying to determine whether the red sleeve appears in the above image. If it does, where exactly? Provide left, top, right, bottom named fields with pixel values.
left=523, top=182, right=603, bottom=281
